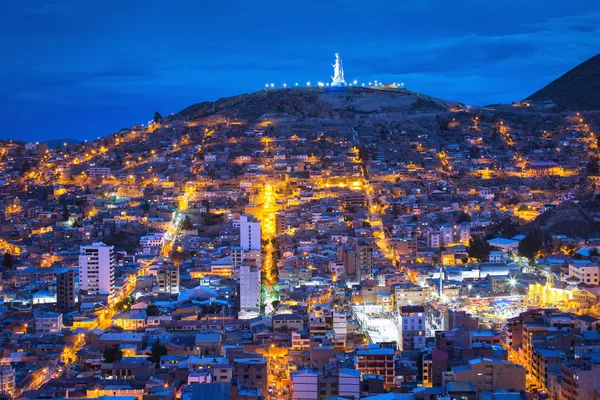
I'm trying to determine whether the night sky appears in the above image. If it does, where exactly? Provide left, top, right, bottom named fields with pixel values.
left=2, top=0, right=600, bottom=142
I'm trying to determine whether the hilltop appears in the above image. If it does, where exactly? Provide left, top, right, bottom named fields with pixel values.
left=175, top=87, right=463, bottom=122
left=525, top=53, right=600, bottom=111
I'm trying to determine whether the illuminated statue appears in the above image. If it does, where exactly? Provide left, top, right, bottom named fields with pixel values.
left=331, top=53, right=347, bottom=87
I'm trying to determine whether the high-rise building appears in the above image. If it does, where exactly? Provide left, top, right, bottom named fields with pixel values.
left=275, top=211, right=286, bottom=235
left=240, top=265, right=260, bottom=312
left=240, top=215, right=261, bottom=251
left=0, top=365, right=15, bottom=397
left=79, top=242, right=115, bottom=297
left=440, top=225, right=454, bottom=246
left=399, top=305, right=426, bottom=351
left=355, top=345, right=396, bottom=389
left=356, top=241, right=374, bottom=278
left=157, top=266, right=180, bottom=294
left=231, top=246, right=244, bottom=268
left=57, top=269, right=76, bottom=313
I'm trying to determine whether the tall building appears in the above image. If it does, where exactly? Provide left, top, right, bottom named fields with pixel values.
left=57, top=269, right=76, bottom=313
left=79, top=242, right=115, bottom=297
left=240, top=265, right=260, bottom=312
left=275, top=211, right=286, bottom=235
left=356, top=241, right=374, bottom=278
left=0, top=365, right=15, bottom=397
left=240, top=215, right=261, bottom=251
left=399, top=305, right=426, bottom=351
left=231, top=246, right=244, bottom=268
left=440, top=225, right=453, bottom=245
left=355, top=345, right=396, bottom=389
left=157, top=266, right=180, bottom=294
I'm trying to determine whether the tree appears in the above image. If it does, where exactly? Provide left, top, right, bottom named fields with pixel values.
left=456, top=212, right=471, bottom=223
left=2, top=252, right=14, bottom=269
left=153, top=111, right=163, bottom=124
left=181, top=216, right=193, bottom=230
left=148, top=341, right=168, bottom=366
left=20, top=160, right=31, bottom=176
left=103, top=345, right=123, bottom=363
left=519, top=231, right=542, bottom=260
left=146, top=304, right=160, bottom=316
left=62, top=204, right=69, bottom=221
left=467, top=236, right=491, bottom=261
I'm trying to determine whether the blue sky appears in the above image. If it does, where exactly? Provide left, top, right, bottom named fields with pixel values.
left=2, top=0, right=600, bottom=141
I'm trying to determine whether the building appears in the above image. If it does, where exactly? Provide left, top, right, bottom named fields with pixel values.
left=355, top=345, right=395, bottom=389
left=399, top=305, right=426, bottom=350
left=157, top=266, right=180, bottom=294
left=240, top=215, right=261, bottom=251
left=445, top=358, right=526, bottom=392
left=394, top=284, right=427, bottom=309
left=79, top=242, right=115, bottom=297
left=560, top=354, right=600, bottom=400
left=276, top=211, right=286, bottom=235
left=240, top=265, right=260, bottom=312
left=139, top=232, right=165, bottom=255
left=291, top=369, right=360, bottom=400
left=35, top=312, right=63, bottom=334
left=57, top=269, right=76, bottom=313
left=569, top=261, right=599, bottom=285
left=0, top=365, right=15, bottom=397
left=233, top=358, right=267, bottom=395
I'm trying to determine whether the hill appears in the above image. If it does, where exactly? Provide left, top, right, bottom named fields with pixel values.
left=525, top=53, right=600, bottom=111
left=175, top=87, right=462, bottom=122
left=45, top=138, right=81, bottom=149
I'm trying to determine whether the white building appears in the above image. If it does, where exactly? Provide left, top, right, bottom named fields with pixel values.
left=240, top=215, right=261, bottom=251
left=35, top=312, right=63, bottom=334
left=140, top=232, right=165, bottom=255
left=456, top=223, right=471, bottom=245
left=569, top=261, right=600, bottom=285
left=399, top=305, right=426, bottom=351
left=339, top=369, right=361, bottom=399
left=440, top=226, right=453, bottom=245
left=79, top=242, right=115, bottom=297
left=240, top=265, right=260, bottom=312
left=157, top=266, right=180, bottom=294
left=333, top=311, right=347, bottom=341
left=291, top=370, right=319, bottom=400
left=426, top=230, right=441, bottom=248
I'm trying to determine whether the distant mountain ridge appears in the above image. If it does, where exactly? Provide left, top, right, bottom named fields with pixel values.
left=525, top=53, right=600, bottom=111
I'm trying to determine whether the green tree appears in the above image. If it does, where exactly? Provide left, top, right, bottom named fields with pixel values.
left=181, top=216, right=193, bottom=230
left=20, top=160, right=31, bottom=175
left=146, top=304, right=160, bottom=316
left=153, top=111, right=163, bottom=124
left=467, top=236, right=491, bottom=261
left=519, top=231, right=542, bottom=260
left=62, top=204, right=69, bottom=221
left=148, top=341, right=168, bottom=366
left=2, top=252, right=14, bottom=269
left=456, top=212, right=471, bottom=223
left=103, top=345, right=123, bottom=363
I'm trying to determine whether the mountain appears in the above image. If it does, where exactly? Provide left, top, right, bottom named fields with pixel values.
left=525, top=53, right=600, bottom=111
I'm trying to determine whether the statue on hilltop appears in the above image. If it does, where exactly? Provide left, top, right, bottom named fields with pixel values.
left=331, top=53, right=347, bottom=87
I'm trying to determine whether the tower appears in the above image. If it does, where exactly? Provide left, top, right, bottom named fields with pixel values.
left=240, top=265, right=260, bottom=312
left=57, top=269, right=76, bottom=313
left=240, top=214, right=261, bottom=251
left=79, top=242, right=115, bottom=298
